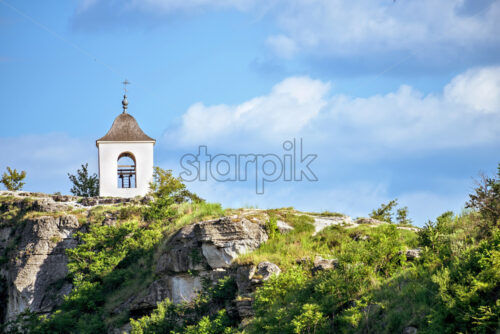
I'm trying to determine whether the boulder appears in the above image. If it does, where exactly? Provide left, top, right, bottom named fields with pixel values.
left=141, top=195, right=154, bottom=204
left=403, top=326, right=418, bottom=334
left=276, top=220, right=294, bottom=234
left=313, top=215, right=353, bottom=235
left=311, top=256, right=339, bottom=275
left=397, top=226, right=420, bottom=232
left=405, top=248, right=422, bottom=261
left=252, top=262, right=281, bottom=283
left=352, top=233, right=370, bottom=241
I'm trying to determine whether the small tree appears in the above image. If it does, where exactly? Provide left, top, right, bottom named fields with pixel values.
left=1, top=167, right=26, bottom=191
left=149, top=167, right=202, bottom=203
left=466, top=163, right=500, bottom=228
left=370, top=199, right=398, bottom=223
left=144, top=167, right=203, bottom=222
left=396, top=206, right=412, bottom=225
left=68, top=163, right=99, bottom=197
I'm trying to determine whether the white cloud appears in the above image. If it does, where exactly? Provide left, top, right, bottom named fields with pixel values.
left=169, top=76, right=330, bottom=146
left=444, top=66, right=500, bottom=113
left=267, top=0, right=500, bottom=59
left=166, top=66, right=500, bottom=153
left=76, top=0, right=500, bottom=62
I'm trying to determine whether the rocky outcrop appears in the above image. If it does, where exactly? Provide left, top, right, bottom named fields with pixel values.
left=108, top=214, right=278, bottom=323
left=276, top=220, right=294, bottom=234
left=1, top=196, right=74, bottom=214
left=404, top=248, right=422, bottom=261
left=235, top=262, right=281, bottom=319
left=311, top=256, right=339, bottom=275
left=312, top=215, right=353, bottom=235
left=110, top=217, right=270, bottom=319
left=156, top=217, right=268, bottom=273
left=252, top=262, right=281, bottom=282
left=4, top=215, right=79, bottom=320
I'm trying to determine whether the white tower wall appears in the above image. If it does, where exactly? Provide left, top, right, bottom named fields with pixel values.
left=97, top=142, right=154, bottom=198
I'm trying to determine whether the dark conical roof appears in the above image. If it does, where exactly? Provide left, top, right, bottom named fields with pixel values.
left=96, top=113, right=156, bottom=145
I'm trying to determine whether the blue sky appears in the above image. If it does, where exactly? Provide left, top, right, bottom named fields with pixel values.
left=1, top=0, right=499, bottom=225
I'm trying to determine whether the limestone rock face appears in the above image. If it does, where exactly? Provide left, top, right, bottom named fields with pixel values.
left=114, top=216, right=270, bottom=319
left=126, top=275, right=203, bottom=314
left=236, top=265, right=257, bottom=295
left=5, top=215, right=79, bottom=320
left=155, top=224, right=208, bottom=273
left=195, top=217, right=268, bottom=269
left=156, top=217, right=268, bottom=274
left=137, top=217, right=272, bottom=320
left=234, top=261, right=281, bottom=319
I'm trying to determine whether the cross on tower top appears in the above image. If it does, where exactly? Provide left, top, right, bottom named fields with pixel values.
left=122, top=79, right=130, bottom=113
left=122, top=79, right=130, bottom=94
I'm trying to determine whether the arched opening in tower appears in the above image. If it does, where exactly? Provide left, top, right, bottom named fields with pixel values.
left=117, top=152, right=136, bottom=188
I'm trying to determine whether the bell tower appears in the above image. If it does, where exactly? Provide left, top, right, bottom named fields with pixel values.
left=96, top=83, right=155, bottom=197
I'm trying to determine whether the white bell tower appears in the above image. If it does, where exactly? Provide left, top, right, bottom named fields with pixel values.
left=96, top=84, right=155, bottom=198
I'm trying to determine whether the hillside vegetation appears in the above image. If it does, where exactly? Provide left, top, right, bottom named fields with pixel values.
left=1, top=165, right=499, bottom=334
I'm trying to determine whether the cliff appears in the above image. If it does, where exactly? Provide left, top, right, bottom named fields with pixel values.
left=0, top=192, right=267, bottom=328
left=1, top=189, right=496, bottom=334
left=0, top=191, right=361, bottom=332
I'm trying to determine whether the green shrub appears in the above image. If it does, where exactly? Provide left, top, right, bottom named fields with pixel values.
left=291, top=304, right=328, bottom=334
left=396, top=206, right=412, bottom=225
left=265, top=215, right=278, bottom=240
left=369, top=199, right=398, bottom=223
left=466, top=163, right=500, bottom=230
left=143, top=167, right=205, bottom=222
left=1, top=167, right=26, bottom=191
left=149, top=167, right=202, bottom=203
left=179, top=310, right=235, bottom=334
left=68, top=163, right=99, bottom=197
left=174, top=202, right=225, bottom=227
left=427, top=230, right=500, bottom=333
left=130, top=277, right=238, bottom=334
